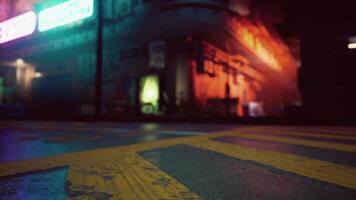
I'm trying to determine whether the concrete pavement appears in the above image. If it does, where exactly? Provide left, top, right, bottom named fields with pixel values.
left=0, top=122, right=355, bottom=199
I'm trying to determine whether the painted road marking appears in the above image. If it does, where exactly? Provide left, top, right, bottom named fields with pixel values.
left=0, top=126, right=355, bottom=198
left=0, top=130, right=231, bottom=200
left=189, top=139, right=356, bottom=189
left=214, top=136, right=356, bottom=166
left=0, top=128, right=260, bottom=177
left=222, top=130, right=356, bottom=153
left=67, top=153, right=201, bottom=200
left=247, top=128, right=356, bottom=141
left=265, top=126, right=356, bottom=136
left=240, top=130, right=356, bottom=145
left=140, top=144, right=356, bottom=199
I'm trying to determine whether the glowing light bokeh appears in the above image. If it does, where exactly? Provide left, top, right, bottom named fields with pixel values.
left=38, top=0, right=94, bottom=32
left=34, top=72, right=43, bottom=78
left=141, top=75, right=159, bottom=104
left=239, top=26, right=280, bottom=71
left=347, top=43, right=356, bottom=49
left=0, top=11, right=36, bottom=44
left=16, top=58, right=25, bottom=67
left=140, top=75, right=160, bottom=114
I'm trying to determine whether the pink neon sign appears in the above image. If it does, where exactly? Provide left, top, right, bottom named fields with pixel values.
left=0, top=11, right=37, bottom=44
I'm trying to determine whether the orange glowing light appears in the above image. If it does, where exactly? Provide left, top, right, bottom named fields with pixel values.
left=189, top=42, right=265, bottom=116
left=238, top=26, right=281, bottom=71
left=231, top=17, right=298, bottom=82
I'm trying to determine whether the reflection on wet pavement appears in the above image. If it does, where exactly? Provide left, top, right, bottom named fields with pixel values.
left=0, top=122, right=235, bottom=163
left=0, top=129, right=186, bottom=163
left=0, top=167, right=68, bottom=200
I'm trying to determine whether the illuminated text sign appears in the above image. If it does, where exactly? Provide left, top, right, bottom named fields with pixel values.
left=38, top=0, right=94, bottom=32
left=0, top=11, right=36, bottom=44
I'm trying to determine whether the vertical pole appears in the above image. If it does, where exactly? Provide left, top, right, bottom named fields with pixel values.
left=95, top=0, right=103, bottom=117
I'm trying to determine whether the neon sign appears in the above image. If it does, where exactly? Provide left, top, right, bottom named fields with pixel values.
left=0, top=11, right=36, bottom=44
left=38, top=0, right=94, bottom=32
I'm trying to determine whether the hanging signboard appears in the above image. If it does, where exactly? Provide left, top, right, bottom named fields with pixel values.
left=0, top=11, right=37, bottom=44
left=38, top=0, right=94, bottom=32
left=149, top=41, right=166, bottom=69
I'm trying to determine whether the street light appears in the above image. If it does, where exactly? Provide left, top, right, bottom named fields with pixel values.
left=95, top=0, right=104, bottom=117
left=34, top=72, right=43, bottom=78
left=348, top=43, right=356, bottom=49
left=15, top=58, right=26, bottom=85
left=16, top=58, right=24, bottom=67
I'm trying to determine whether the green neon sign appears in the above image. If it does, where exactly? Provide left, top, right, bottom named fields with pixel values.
left=38, top=0, right=94, bottom=32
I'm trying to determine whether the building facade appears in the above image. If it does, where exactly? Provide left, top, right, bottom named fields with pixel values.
left=0, top=0, right=298, bottom=117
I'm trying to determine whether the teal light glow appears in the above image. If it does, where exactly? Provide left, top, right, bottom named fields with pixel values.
left=0, top=11, right=36, bottom=44
left=38, top=0, right=94, bottom=32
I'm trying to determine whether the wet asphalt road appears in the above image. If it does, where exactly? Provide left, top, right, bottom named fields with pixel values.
left=0, top=121, right=236, bottom=163
left=0, top=121, right=355, bottom=200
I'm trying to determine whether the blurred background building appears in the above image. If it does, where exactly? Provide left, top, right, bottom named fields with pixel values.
left=282, top=1, right=356, bottom=119
left=0, top=0, right=300, bottom=118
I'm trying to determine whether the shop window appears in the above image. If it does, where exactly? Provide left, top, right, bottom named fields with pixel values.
left=140, top=75, right=160, bottom=115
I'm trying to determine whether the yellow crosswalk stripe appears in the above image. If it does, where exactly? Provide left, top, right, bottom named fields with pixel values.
left=222, top=130, right=356, bottom=152
left=248, top=127, right=356, bottom=141
left=190, top=139, right=356, bottom=189
left=0, top=128, right=229, bottom=199
left=265, top=126, right=356, bottom=135
left=67, top=154, right=202, bottom=200
left=0, top=128, right=247, bottom=177
left=0, top=150, right=202, bottom=200
left=0, top=126, right=355, bottom=198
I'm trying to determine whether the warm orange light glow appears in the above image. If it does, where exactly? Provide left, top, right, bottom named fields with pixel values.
left=189, top=17, right=299, bottom=116
left=232, top=17, right=298, bottom=79
left=238, top=24, right=281, bottom=71
left=190, top=43, right=264, bottom=116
